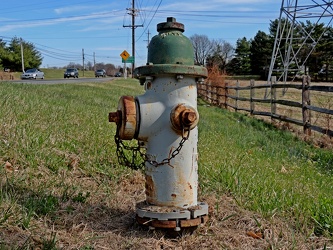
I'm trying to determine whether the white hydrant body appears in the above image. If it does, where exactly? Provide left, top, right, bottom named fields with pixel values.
left=137, top=76, right=198, bottom=208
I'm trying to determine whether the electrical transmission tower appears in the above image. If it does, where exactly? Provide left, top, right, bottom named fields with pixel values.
left=268, top=0, right=333, bottom=84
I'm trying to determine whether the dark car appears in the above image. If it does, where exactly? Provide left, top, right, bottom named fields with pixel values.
left=115, top=72, right=122, bottom=77
left=21, top=68, right=44, bottom=79
left=64, top=68, right=79, bottom=78
left=95, top=69, right=106, bottom=77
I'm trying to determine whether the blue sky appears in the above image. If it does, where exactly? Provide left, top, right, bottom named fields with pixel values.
left=0, top=0, right=282, bottom=68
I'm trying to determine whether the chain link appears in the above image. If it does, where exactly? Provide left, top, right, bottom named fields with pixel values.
left=114, top=126, right=190, bottom=170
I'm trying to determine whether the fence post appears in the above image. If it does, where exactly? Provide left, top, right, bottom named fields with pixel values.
left=236, top=80, right=239, bottom=112
left=216, top=86, right=221, bottom=107
left=208, top=81, right=211, bottom=104
left=302, top=75, right=311, bottom=136
left=271, top=76, right=276, bottom=120
left=224, top=81, right=228, bottom=109
left=213, top=86, right=217, bottom=105
left=250, top=79, right=255, bottom=115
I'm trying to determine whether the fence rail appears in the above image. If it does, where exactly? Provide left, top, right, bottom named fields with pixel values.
left=197, top=76, right=333, bottom=137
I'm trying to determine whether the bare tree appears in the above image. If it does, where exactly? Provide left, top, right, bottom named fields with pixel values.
left=190, top=34, right=214, bottom=66
left=207, top=39, right=234, bottom=74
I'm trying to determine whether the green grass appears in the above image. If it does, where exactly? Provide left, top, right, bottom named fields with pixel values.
left=197, top=100, right=333, bottom=237
left=0, top=79, right=333, bottom=247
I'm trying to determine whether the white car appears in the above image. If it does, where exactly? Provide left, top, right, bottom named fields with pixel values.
left=21, top=68, right=44, bottom=79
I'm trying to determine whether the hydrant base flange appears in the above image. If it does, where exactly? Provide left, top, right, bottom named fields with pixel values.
left=136, top=201, right=208, bottom=230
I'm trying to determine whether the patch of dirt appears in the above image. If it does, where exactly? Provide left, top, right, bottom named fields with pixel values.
left=1, top=170, right=332, bottom=249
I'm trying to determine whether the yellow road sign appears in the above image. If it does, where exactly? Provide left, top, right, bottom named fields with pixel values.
left=120, top=50, right=130, bottom=60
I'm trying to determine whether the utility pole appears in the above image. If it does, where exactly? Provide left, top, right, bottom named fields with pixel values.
left=123, top=0, right=143, bottom=77
left=93, top=52, right=96, bottom=72
left=144, top=30, right=151, bottom=48
left=20, top=39, right=25, bottom=73
left=82, top=48, right=85, bottom=77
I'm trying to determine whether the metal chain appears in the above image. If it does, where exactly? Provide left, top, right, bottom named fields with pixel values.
left=114, top=134, right=145, bottom=170
left=114, top=126, right=190, bottom=169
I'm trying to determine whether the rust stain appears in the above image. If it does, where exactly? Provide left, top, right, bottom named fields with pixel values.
left=188, top=182, right=192, bottom=190
left=171, top=193, right=177, bottom=198
left=137, top=215, right=208, bottom=229
left=145, top=175, right=156, bottom=202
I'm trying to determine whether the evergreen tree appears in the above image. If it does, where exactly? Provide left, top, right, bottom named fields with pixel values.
left=1, top=37, right=42, bottom=71
left=233, top=37, right=251, bottom=75
left=250, top=31, right=273, bottom=79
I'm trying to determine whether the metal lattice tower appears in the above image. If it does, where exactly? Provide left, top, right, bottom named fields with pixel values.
left=268, top=0, right=333, bottom=84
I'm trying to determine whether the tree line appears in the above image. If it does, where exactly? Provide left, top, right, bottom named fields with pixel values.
left=190, top=18, right=333, bottom=80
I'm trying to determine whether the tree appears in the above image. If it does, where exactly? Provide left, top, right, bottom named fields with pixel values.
left=0, top=39, right=7, bottom=69
left=232, top=37, right=251, bottom=75
left=315, top=26, right=333, bottom=81
left=0, top=37, right=42, bottom=71
left=206, top=39, right=234, bottom=74
left=190, top=34, right=214, bottom=65
left=250, top=31, right=273, bottom=79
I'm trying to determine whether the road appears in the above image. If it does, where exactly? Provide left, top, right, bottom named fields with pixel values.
left=7, top=77, right=116, bottom=84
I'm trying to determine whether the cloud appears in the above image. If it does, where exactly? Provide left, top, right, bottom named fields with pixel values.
left=0, top=12, right=119, bottom=32
left=54, top=5, right=93, bottom=15
left=158, top=0, right=272, bottom=12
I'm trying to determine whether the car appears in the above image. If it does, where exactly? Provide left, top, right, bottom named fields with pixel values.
left=95, top=69, right=106, bottom=77
left=21, top=68, right=44, bottom=79
left=115, top=72, right=122, bottom=77
left=64, top=68, right=79, bottom=78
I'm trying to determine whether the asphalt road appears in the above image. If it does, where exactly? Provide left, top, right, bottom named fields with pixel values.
left=8, top=77, right=116, bottom=84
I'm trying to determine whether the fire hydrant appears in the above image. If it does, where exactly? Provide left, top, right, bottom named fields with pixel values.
left=109, top=17, right=208, bottom=232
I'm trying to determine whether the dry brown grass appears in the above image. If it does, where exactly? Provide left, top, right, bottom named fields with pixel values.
left=2, top=166, right=332, bottom=249
left=0, top=71, right=15, bottom=80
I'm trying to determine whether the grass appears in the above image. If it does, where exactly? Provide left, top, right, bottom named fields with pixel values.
left=198, top=103, right=333, bottom=235
left=0, top=79, right=333, bottom=248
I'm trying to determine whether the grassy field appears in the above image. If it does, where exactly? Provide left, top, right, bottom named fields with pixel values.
left=0, top=79, right=333, bottom=249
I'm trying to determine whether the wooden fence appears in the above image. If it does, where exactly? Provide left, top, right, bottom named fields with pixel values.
left=197, top=76, right=333, bottom=137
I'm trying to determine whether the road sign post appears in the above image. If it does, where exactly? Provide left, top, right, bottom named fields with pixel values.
left=120, top=50, right=130, bottom=79
left=122, top=56, right=135, bottom=64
